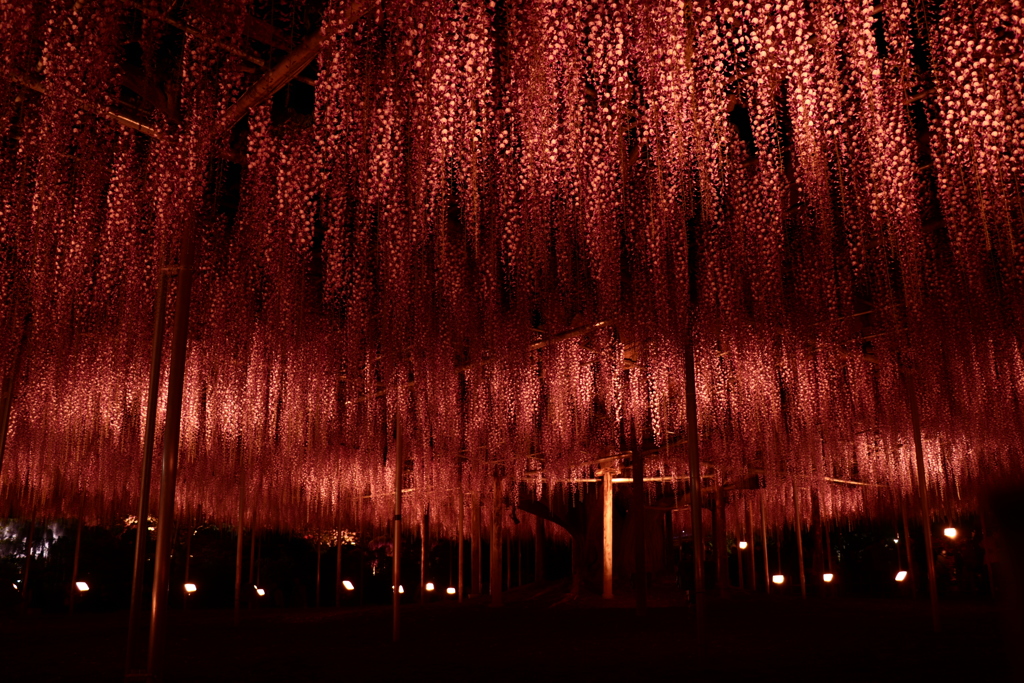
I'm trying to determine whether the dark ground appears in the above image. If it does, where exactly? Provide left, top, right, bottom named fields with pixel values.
left=0, top=587, right=1015, bottom=682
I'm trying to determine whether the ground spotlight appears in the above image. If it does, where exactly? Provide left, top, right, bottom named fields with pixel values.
left=772, top=574, right=785, bottom=585
left=943, top=527, right=958, bottom=539
left=446, top=587, right=456, bottom=595
left=822, top=573, right=834, bottom=583
left=342, top=580, right=355, bottom=591
left=256, top=587, right=266, bottom=597
left=184, top=583, right=197, bottom=593
left=75, top=581, right=90, bottom=592
left=738, top=541, right=748, bottom=550
left=425, top=582, right=435, bottom=592
left=895, top=570, right=908, bottom=582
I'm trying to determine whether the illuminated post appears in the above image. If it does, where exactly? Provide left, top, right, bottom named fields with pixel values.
left=794, top=485, right=806, bottom=599
left=148, top=223, right=196, bottom=680
left=392, top=421, right=403, bottom=643
left=602, top=465, right=614, bottom=599
left=684, top=338, right=705, bottom=622
left=457, top=478, right=465, bottom=602
left=490, top=469, right=503, bottom=606
left=903, top=370, right=940, bottom=632
left=126, top=270, right=167, bottom=671
left=70, top=520, right=83, bottom=614
left=471, top=491, right=482, bottom=596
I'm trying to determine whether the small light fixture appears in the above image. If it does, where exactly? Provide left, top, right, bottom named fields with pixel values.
left=446, top=586, right=457, bottom=595
left=75, top=581, right=90, bottom=592
left=184, top=583, right=197, bottom=593
left=256, top=587, right=266, bottom=597
left=893, top=537, right=900, bottom=544
left=342, top=580, right=355, bottom=591
left=425, top=582, right=435, bottom=592
left=738, top=541, right=748, bottom=550
left=13, top=582, right=19, bottom=590
left=943, top=527, right=958, bottom=539
left=895, top=570, right=908, bottom=582
left=822, top=573, right=834, bottom=583
left=392, top=585, right=405, bottom=594
left=772, top=574, right=785, bottom=585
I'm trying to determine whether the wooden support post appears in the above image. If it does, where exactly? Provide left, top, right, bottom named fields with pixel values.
left=70, top=520, right=83, bottom=614
left=904, top=371, right=940, bottom=631
left=392, top=423, right=403, bottom=643
left=746, top=500, right=756, bottom=591
left=490, top=471, right=503, bottom=606
left=471, top=491, right=482, bottom=596
left=811, top=490, right=824, bottom=591
left=737, top=511, right=745, bottom=590
left=125, top=270, right=167, bottom=672
left=632, top=439, right=647, bottom=614
left=147, top=225, right=195, bottom=680
left=504, top=533, right=511, bottom=591
left=420, top=512, right=429, bottom=604
left=759, top=490, right=770, bottom=592
left=234, top=502, right=244, bottom=624
left=602, top=466, right=614, bottom=599
left=335, top=533, right=342, bottom=608
left=21, top=519, right=34, bottom=612
left=714, top=481, right=727, bottom=593
left=534, top=489, right=546, bottom=583
left=794, top=485, right=806, bottom=599
left=901, top=499, right=917, bottom=598
left=315, top=542, right=322, bottom=608
left=457, top=482, right=465, bottom=602
left=684, top=338, right=705, bottom=621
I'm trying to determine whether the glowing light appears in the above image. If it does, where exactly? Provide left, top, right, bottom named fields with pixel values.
left=256, top=587, right=266, bottom=596
left=184, top=583, right=197, bottom=593
left=738, top=541, right=748, bottom=550
left=342, top=580, right=355, bottom=591
left=446, top=587, right=456, bottom=595
left=75, top=581, right=90, bottom=592
left=893, top=538, right=899, bottom=544
left=822, top=573, right=834, bottom=583
left=425, top=582, right=435, bottom=592
left=943, top=527, right=958, bottom=539
left=772, top=574, right=785, bottom=585
left=895, top=571, right=908, bottom=582
left=12, top=583, right=18, bottom=590
left=392, top=585, right=405, bottom=594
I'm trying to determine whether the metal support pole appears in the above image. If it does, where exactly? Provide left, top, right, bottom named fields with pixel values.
left=684, top=338, right=704, bottom=621
left=471, top=491, right=482, bottom=596
left=904, top=371, right=940, bottom=632
left=147, top=224, right=196, bottom=681
left=392, top=423, right=403, bottom=643
left=457, top=482, right=465, bottom=602
left=794, top=485, right=806, bottom=599
left=125, top=270, right=168, bottom=673
left=759, top=490, right=770, bottom=592
left=602, top=467, right=614, bottom=599
left=70, top=520, right=83, bottom=614
left=490, top=471, right=503, bottom=606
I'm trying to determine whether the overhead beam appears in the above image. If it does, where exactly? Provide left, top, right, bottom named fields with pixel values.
left=217, top=0, right=378, bottom=135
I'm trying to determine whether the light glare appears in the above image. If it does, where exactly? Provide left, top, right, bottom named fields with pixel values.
left=256, top=587, right=266, bottom=596
left=772, top=574, right=785, bottom=585
left=822, top=573, right=834, bottom=583
left=75, top=581, right=90, bottom=592
left=738, top=541, right=748, bottom=550
left=184, top=582, right=197, bottom=593
left=425, top=582, right=435, bottom=591
left=895, top=570, right=908, bottom=582
left=342, top=580, right=355, bottom=591
left=943, top=527, right=958, bottom=539
left=446, top=586, right=457, bottom=595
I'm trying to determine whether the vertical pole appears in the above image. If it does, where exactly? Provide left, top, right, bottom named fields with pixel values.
left=147, top=224, right=195, bottom=681
left=904, top=371, right=940, bottom=632
left=794, top=485, right=806, bottom=599
left=234, top=502, right=244, bottom=624
left=901, top=498, right=917, bottom=598
left=713, top=481, right=727, bottom=592
left=250, top=528, right=258, bottom=606
left=182, top=530, right=191, bottom=611
left=759, top=490, right=770, bottom=592
left=746, top=499, right=756, bottom=591
left=126, top=271, right=167, bottom=672
left=70, top=520, right=83, bottom=614
left=457, top=480, right=465, bottom=602
left=517, top=538, right=522, bottom=588
left=471, top=491, right=482, bottom=596
left=490, top=471, right=503, bottom=606
left=315, top=542, right=322, bottom=608
left=392, top=422, right=403, bottom=643
left=684, top=338, right=704, bottom=622
left=632, top=439, right=647, bottom=614
left=534, top=490, right=546, bottom=583
left=737, top=512, right=745, bottom=590
left=0, top=313, right=29, bottom=479
left=21, top=518, right=34, bottom=612
left=602, top=467, right=614, bottom=599
left=420, top=512, right=428, bottom=604
left=504, top=533, right=511, bottom=591
left=335, top=534, right=342, bottom=608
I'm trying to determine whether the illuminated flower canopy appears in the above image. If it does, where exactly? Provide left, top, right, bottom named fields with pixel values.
left=0, top=0, right=1021, bottom=537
